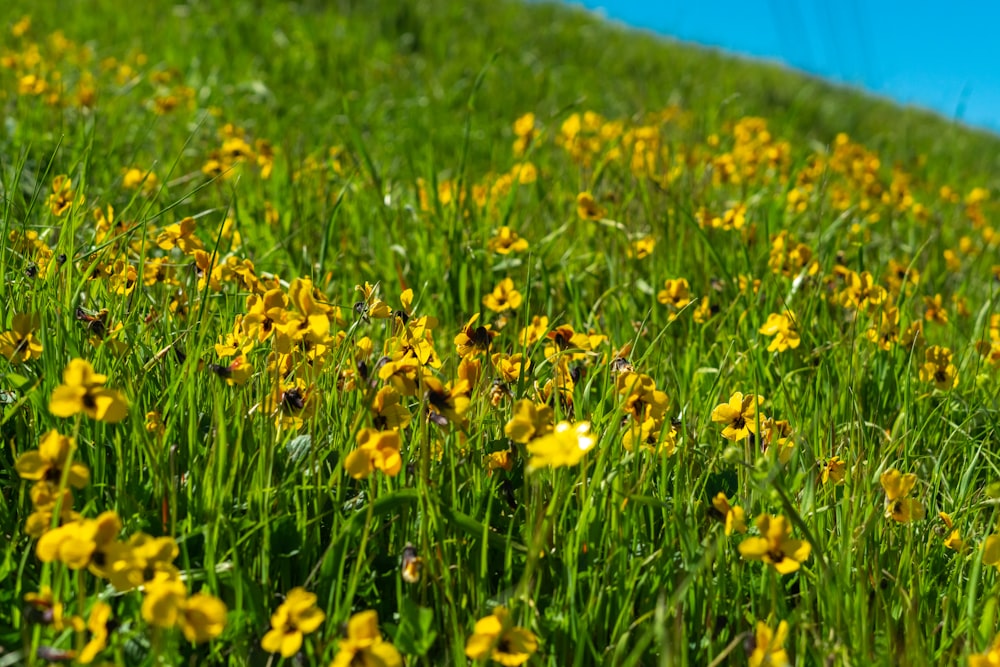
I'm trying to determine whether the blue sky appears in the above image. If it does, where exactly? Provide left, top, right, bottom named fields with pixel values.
left=566, top=1, right=1000, bottom=134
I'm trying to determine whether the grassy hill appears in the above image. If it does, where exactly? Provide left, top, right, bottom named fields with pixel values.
left=2, top=1, right=1000, bottom=665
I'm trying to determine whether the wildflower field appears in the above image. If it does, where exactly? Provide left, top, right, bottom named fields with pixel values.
left=4, top=1, right=1000, bottom=664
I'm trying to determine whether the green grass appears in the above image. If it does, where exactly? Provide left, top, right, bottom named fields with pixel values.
left=2, top=1, right=1000, bottom=665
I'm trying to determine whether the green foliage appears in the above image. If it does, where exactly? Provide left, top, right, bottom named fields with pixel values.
left=1, top=1, right=1000, bottom=666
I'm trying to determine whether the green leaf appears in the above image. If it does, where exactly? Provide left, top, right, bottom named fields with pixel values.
left=390, top=596, right=438, bottom=657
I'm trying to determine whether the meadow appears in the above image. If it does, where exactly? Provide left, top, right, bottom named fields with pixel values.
left=2, top=1, right=1000, bottom=665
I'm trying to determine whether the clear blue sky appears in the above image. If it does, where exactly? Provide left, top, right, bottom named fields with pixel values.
left=566, top=0, right=1000, bottom=134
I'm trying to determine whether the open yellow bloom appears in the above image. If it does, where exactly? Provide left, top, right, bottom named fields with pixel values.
left=627, top=235, right=655, bottom=259
left=483, top=277, right=523, bottom=313
left=329, top=610, right=402, bottom=667
left=47, top=175, right=78, bottom=216
left=880, top=468, right=925, bottom=523
left=261, top=587, right=326, bottom=658
left=181, top=593, right=229, bottom=643
left=525, top=421, right=595, bottom=470
left=820, top=456, right=847, bottom=485
left=748, top=620, right=789, bottom=667
left=918, top=345, right=958, bottom=390
left=504, top=399, right=553, bottom=443
left=423, top=375, right=471, bottom=426
left=758, top=311, right=800, bottom=352
left=0, top=313, right=43, bottom=362
left=711, top=392, right=764, bottom=441
left=455, top=314, right=497, bottom=358
left=49, top=359, right=128, bottom=423
left=141, top=575, right=227, bottom=643
left=576, top=191, right=605, bottom=220
left=738, top=514, right=811, bottom=575
left=344, top=428, right=402, bottom=479
left=488, top=226, right=529, bottom=254
left=15, top=429, right=89, bottom=488
left=465, top=606, right=538, bottom=666
left=142, top=575, right=188, bottom=629
left=370, top=386, right=412, bottom=430
left=36, top=511, right=122, bottom=572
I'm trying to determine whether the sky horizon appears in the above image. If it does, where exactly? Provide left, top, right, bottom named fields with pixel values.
left=566, top=1, right=1000, bottom=136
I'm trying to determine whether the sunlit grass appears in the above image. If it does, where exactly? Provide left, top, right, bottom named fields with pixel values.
left=2, top=2, right=1000, bottom=666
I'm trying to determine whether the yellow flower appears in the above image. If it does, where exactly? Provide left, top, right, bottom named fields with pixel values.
left=49, top=359, right=129, bottom=423
left=156, top=216, right=204, bottom=253
left=261, top=587, right=326, bottom=658
left=880, top=468, right=925, bottom=523
left=181, top=592, right=228, bottom=643
left=355, top=281, right=393, bottom=319
left=820, top=456, right=847, bottom=485
left=264, top=378, right=318, bottom=430
left=370, top=386, right=412, bottom=430
left=492, top=353, right=530, bottom=383
left=504, top=399, right=553, bottom=443
left=841, top=271, right=887, bottom=312
left=344, top=428, right=402, bottom=479
left=329, top=610, right=402, bottom=667
left=378, top=353, right=422, bottom=396
left=923, top=293, right=949, bottom=324
left=576, top=191, right=605, bottom=220
left=0, top=313, right=43, bottom=362
left=488, top=226, right=529, bottom=254
left=78, top=601, right=112, bottom=664
left=47, top=175, right=78, bottom=217
left=748, top=620, right=789, bottom=667
left=758, top=311, right=800, bottom=352
left=760, top=418, right=795, bottom=464
left=25, top=482, right=80, bottom=537
left=738, top=514, right=811, bottom=575
left=423, top=375, right=471, bottom=426
left=142, top=574, right=187, bottom=628
left=512, top=113, right=537, bottom=156
left=971, top=632, right=1000, bottom=667
left=483, top=278, right=523, bottom=313
left=627, top=235, right=655, bottom=259
left=107, top=533, right=180, bottom=592
left=36, top=511, right=122, bottom=572
left=15, top=429, right=90, bottom=488
left=455, top=314, right=497, bottom=358
left=711, top=492, right=747, bottom=536
left=918, top=345, right=958, bottom=390
left=122, top=166, right=159, bottom=193
left=711, top=392, right=764, bottom=441
left=983, top=535, right=1000, bottom=567
left=519, top=315, right=549, bottom=347
left=525, top=421, right=595, bottom=470
left=465, top=606, right=538, bottom=666
left=656, top=278, right=692, bottom=316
